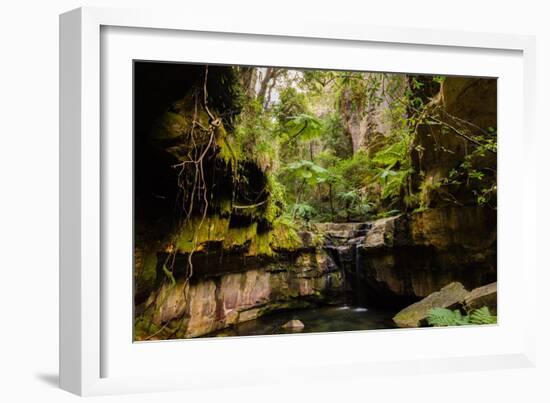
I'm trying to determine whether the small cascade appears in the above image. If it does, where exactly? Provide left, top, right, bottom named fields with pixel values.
left=319, top=222, right=371, bottom=307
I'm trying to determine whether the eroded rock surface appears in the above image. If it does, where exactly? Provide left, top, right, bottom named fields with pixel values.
left=464, top=282, right=497, bottom=315
left=136, top=248, right=343, bottom=339
left=393, top=282, right=469, bottom=328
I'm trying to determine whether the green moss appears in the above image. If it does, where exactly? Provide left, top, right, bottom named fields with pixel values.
left=175, top=216, right=230, bottom=253
left=217, top=198, right=233, bottom=217
left=216, top=124, right=241, bottom=165
left=138, top=252, right=158, bottom=291
left=172, top=211, right=306, bottom=257
left=264, top=174, right=286, bottom=223
left=152, top=111, right=191, bottom=140
left=248, top=231, right=273, bottom=256
left=222, top=223, right=257, bottom=249
left=269, top=217, right=302, bottom=251
left=134, top=316, right=160, bottom=341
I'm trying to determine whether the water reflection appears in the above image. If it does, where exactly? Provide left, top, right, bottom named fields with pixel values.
left=203, top=305, right=397, bottom=338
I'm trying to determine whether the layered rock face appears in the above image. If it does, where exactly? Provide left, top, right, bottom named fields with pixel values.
left=356, top=207, right=496, bottom=307
left=135, top=245, right=343, bottom=340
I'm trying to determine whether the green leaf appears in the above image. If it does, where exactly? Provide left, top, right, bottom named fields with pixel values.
left=427, top=308, right=470, bottom=326
left=469, top=307, right=497, bottom=325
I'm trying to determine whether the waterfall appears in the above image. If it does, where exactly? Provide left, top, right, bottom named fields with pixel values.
left=321, top=222, right=371, bottom=308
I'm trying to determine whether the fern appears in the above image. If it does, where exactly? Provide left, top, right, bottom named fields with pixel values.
left=427, top=308, right=470, bottom=326
left=427, top=306, right=497, bottom=327
left=469, top=306, right=497, bottom=325
left=371, top=140, right=407, bottom=169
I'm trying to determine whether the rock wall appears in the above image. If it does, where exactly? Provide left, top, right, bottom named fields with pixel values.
left=135, top=246, right=343, bottom=340
left=339, top=73, right=408, bottom=154
left=356, top=207, right=497, bottom=307
left=411, top=77, right=497, bottom=207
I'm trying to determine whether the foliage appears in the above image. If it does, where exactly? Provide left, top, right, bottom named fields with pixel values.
left=284, top=160, right=329, bottom=184
left=291, top=203, right=317, bottom=222
left=469, top=306, right=498, bottom=325
left=281, top=113, right=323, bottom=143
left=426, top=308, right=470, bottom=327
left=172, top=65, right=497, bottom=230
left=427, top=306, right=497, bottom=327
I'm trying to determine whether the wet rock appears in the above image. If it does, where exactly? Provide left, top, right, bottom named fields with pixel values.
left=139, top=248, right=343, bottom=339
left=393, top=282, right=469, bottom=328
left=316, top=222, right=370, bottom=243
left=463, top=282, right=497, bottom=315
left=364, top=215, right=407, bottom=248
left=281, top=319, right=305, bottom=330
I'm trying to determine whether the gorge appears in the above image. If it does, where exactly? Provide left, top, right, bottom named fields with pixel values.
left=133, top=62, right=497, bottom=340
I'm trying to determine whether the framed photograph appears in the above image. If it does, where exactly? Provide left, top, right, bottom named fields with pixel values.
left=60, top=7, right=537, bottom=396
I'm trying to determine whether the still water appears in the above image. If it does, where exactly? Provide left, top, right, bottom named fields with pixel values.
left=204, top=305, right=397, bottom=338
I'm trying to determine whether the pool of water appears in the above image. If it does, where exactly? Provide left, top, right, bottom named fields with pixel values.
left=203, top=305, right=397, bottom=338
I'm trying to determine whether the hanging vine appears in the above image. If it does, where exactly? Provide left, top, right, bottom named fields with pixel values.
left=140, top=66, right=225, bottom=339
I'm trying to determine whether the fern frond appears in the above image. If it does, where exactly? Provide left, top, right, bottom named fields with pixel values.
left=426, top=308, right=469, bottom=326
left=469, top=307, right=497, bottom=325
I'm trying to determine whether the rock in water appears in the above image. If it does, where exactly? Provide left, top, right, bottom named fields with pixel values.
left=281, top=319, right=305, bottom=331
left=464, top=282, right=497, bottom=315
left=393, top=282, right=469, bottom=328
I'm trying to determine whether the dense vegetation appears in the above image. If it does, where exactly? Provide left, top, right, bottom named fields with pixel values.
left=224, top=67, right=496, bottom=225
left=136, top=65, right=497, bottom=290
left=133, top=63, right=498, bottom=340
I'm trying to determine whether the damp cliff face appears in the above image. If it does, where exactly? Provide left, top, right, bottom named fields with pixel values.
left=133, top=63, right=345, bottom=340
left=356, top=207, right=496, bottom=307
left=133, top=63, right=291, bottom=307
left=135, top=243, right=343, bottom=340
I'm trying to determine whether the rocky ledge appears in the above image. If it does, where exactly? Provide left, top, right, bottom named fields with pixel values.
left=135, top=246, right=343, bottom=340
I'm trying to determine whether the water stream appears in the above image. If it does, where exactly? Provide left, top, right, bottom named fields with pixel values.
left=203, top=304, right=397, bottom=338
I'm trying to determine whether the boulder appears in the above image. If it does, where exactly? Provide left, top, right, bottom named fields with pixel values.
left=463, top=282, right=497, bottom=315
left=281, top=319, right=305, bottom=330
left=393, top=282, right=469, bottom=328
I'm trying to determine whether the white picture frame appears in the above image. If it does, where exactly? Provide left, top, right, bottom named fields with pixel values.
left=59, top=6, right=537, bottom=396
